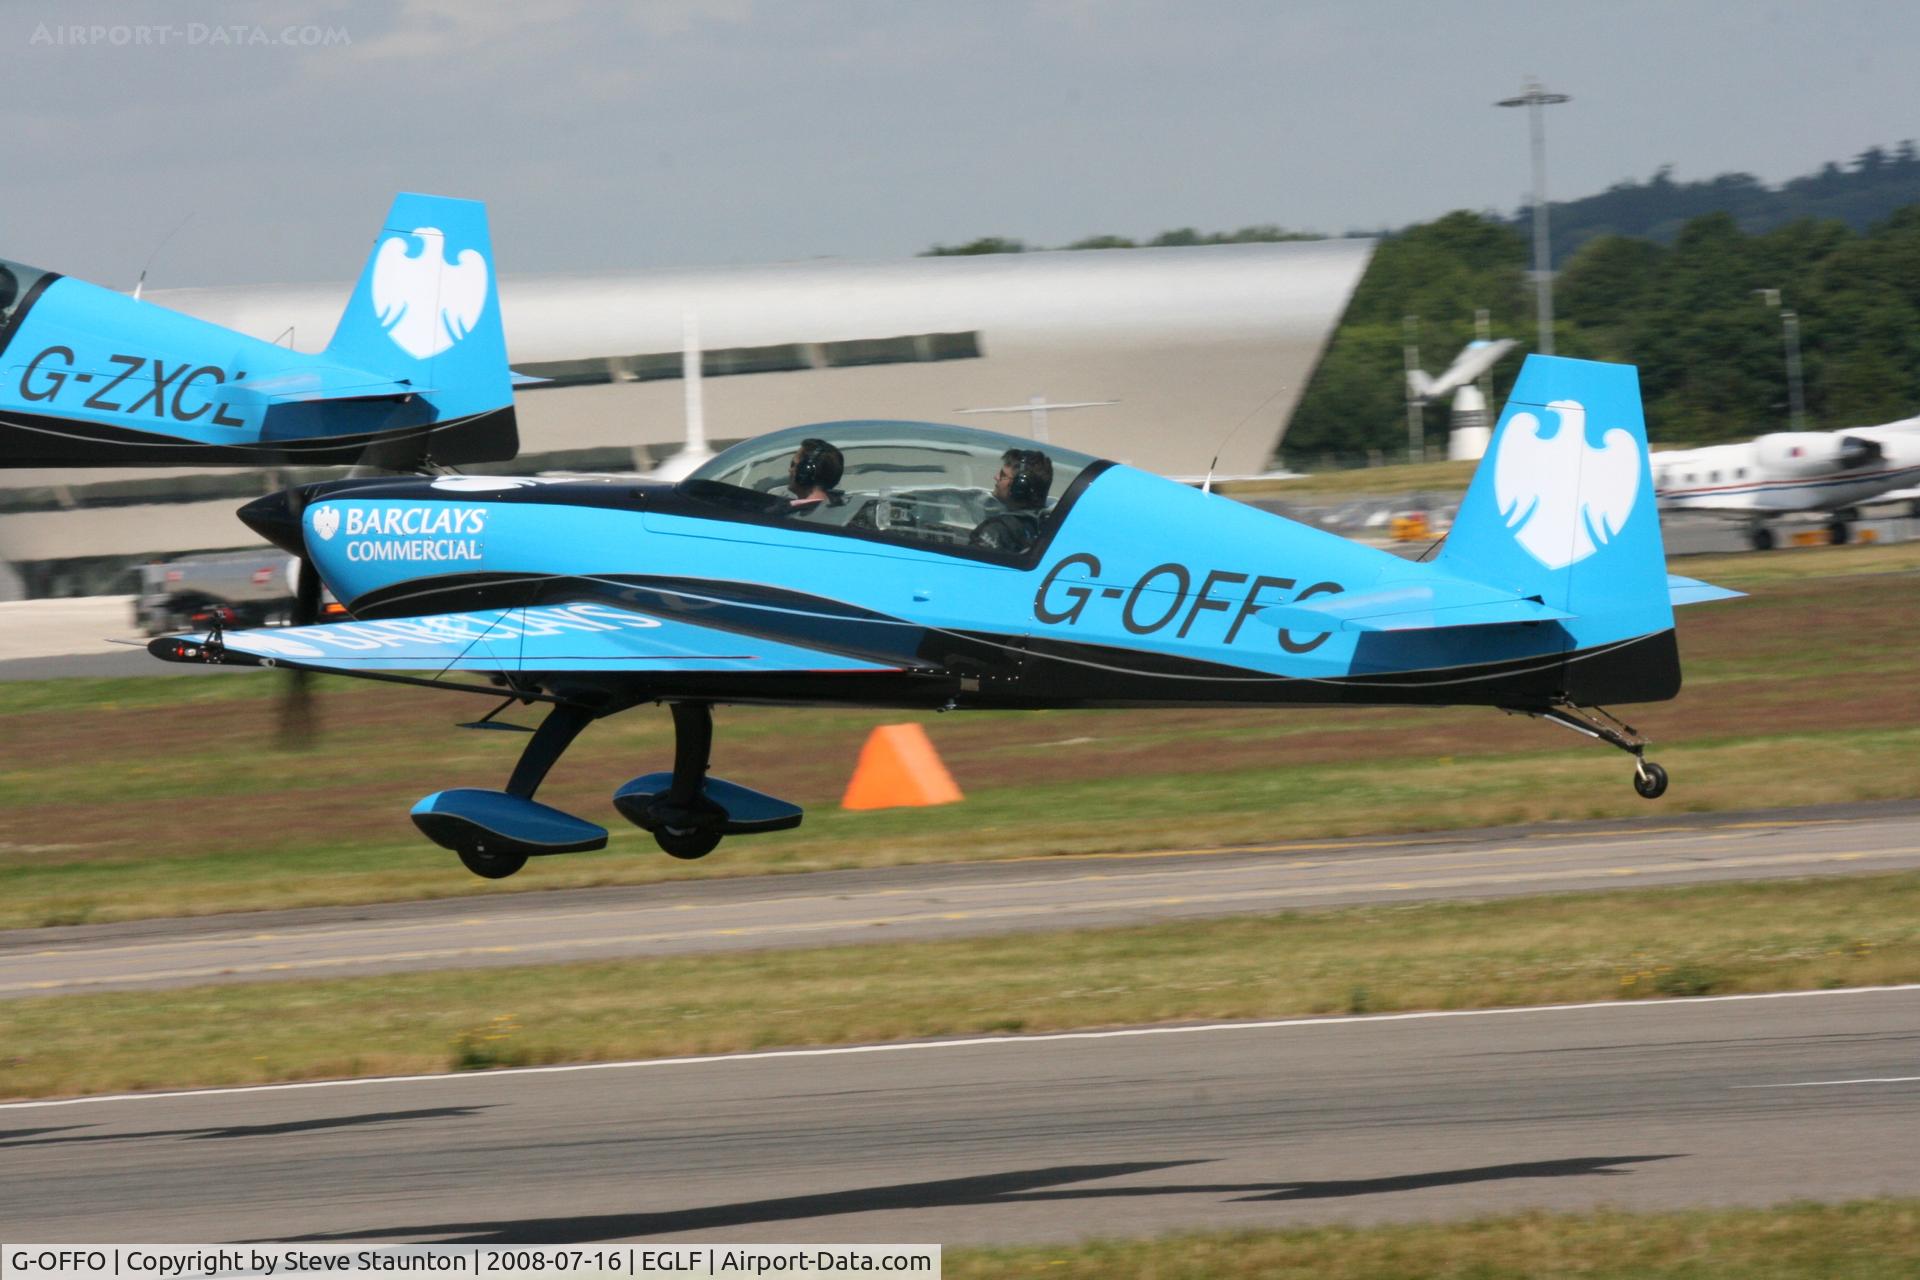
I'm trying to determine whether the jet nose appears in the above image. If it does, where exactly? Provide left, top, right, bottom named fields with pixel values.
left=239, top=488, right=308, bottom=557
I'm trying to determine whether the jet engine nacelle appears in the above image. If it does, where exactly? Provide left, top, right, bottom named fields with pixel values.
left=1752, top=432, right=1884, bottom=477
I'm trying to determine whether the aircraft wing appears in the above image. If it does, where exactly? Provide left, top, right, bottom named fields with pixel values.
left=147, top=602, right=909, bottom=676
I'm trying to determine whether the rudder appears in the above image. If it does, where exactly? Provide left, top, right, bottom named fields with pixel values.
left=1439, top=355, right=1677, bottom=702
left=325, top=193, right=516, bottom=461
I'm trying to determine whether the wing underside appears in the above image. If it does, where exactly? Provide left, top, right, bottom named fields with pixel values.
left=148, top=602, right=909, bottom=676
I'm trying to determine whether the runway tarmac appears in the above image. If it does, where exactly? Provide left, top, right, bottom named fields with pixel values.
left=3, top=986, right=1915, bottom=1243
left=5, top=801, right=1917, bottom=998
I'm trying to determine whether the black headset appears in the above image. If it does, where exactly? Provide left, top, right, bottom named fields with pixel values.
left=792, top=438, right=841, bottom=491
left=1004, top=450, right=1049, bottom=508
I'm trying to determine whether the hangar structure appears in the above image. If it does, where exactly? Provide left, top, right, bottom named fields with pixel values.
left=0, top=238, right=1372, bottom=599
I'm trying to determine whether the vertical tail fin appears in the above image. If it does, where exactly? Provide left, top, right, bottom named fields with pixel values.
left=325, top=193, right=516, bottom=462
left=1439, top=355, right=1677, bottom=701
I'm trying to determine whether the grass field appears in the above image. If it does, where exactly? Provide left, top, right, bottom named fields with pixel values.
left=1219, top=458, right=1477, bottom=500
left=4, top=869, right=1916, bottom=1098
left=0, top=542, right=1915, bottom=928
left=946, top=1200, right=1920, bottom=1279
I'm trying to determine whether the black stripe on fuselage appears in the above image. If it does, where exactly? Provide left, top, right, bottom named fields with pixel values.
left=349, top=571, right=935, bottom=673
left=0, top=405, right=518, bottom=468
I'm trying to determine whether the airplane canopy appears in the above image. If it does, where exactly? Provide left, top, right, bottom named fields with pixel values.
left=681, top=420, right=1104, bottom=559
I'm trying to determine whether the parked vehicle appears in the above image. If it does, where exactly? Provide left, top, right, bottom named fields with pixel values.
left=134, top=551, right=320, bottom=635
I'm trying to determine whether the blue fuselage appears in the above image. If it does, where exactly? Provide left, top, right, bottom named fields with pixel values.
left=258, top=463, right=1673, bottom=712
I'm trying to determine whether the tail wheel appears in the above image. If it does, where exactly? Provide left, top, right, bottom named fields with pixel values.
left=458, top=847, right=528, bottom=879
left=1633, top=761, right=1669, bottom=800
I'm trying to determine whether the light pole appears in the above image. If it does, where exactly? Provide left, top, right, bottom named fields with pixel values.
left=1403, top=315, right=1426, bottom=464
left=1755, top=289, right=1807, bottom=431
left=1497, top=78, right=1571, bottom=355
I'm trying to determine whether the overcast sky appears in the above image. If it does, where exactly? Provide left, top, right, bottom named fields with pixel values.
left=7, top=0, right=1917, bottom=289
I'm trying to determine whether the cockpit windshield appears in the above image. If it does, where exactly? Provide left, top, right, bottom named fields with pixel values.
left=681, top=421, right=1104, bottom=562
left=0, top=256, right=56, bottom=339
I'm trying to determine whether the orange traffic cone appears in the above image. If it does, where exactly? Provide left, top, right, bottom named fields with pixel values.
left=842, top=723, right=963, bottom=810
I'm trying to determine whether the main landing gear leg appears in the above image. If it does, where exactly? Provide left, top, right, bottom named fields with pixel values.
left=411, top=701, right=608, bottom=880
left=650, top=702, right=725, bottom=860
left=1511, top=704, right=1668, bottom=799
left=611, top=702, right=804, bottom=859
left=507, top=703, right=596, bottom=801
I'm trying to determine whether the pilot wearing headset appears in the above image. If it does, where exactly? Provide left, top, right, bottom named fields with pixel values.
left=971, top=448, right=1053, bottom=554
left=785, top=438, right=844, bottom=513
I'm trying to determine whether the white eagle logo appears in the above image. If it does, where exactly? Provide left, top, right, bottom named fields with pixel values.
left=1492, top=398, right=1641, bottom=570
left=370, top=227, right=489, bottom=360
left=311, top=506, right=340, bottom=542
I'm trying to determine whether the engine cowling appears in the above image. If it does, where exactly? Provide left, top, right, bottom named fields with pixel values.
left=1752, top=432, right=1884, bottom=476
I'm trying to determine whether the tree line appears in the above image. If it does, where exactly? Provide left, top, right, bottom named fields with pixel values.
left=1535, top=142, right=1920, bottom=263
left=921, top=143, right=1920, bottom=461
left=1285, top=203, right=1920, bottom=461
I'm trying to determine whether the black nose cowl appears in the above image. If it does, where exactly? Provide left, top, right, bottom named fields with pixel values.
left=239, top=488, right=307, bottom=556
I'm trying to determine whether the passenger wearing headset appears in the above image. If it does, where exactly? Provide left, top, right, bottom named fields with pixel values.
left=971, top=448, right=1054, bottom=554
left=785, top=438, right=844, bottom=514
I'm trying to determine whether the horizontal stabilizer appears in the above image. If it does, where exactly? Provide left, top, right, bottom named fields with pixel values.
left=149, top=602, right=910, bottom=676
left=1257, top=580, right=1576, bottom=633
left=228, top=367, right=428, bottom=403
left=1666, top=574, right=1745, bottom=607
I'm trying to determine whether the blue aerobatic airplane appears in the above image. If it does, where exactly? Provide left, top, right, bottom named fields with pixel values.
left=0, top=193, right=516, bottom=470
left=152, top=355, right=1740, bottom=880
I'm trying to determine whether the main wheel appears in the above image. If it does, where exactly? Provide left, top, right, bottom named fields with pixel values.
left=458, top=846, right=528, bottom=879
left=1748, top=526, right=1774, bottom=552
left=655, top=826, right=722, bottom=860
left=1633, top=761, right=1669, bottom=800
left=1827, top=518, right=1850, bottom=546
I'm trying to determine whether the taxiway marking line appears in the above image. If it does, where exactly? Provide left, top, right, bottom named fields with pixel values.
left=3, top=845, right=1909, bottom=995
left=999, top=813, right=1877, bottom=865
left=3, top=983, right=1915, bottom=1112
left=16, top=819, right=1910, bottom=964
left=1734, top=1076, right=1920, bottom=1089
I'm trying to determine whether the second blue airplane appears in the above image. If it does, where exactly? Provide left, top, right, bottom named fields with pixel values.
left=0, top=193, right=516, bottom=469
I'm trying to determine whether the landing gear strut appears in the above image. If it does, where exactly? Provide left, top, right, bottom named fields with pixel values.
left=612, top=701, right=803, bottom=857
left=411, top=701, right=609, bottom=880
left=454, top=703, right=598, bottom=876
left=1510, top=703, right=1668, bottom=800
left=647, top=702, right=725, bottom=860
